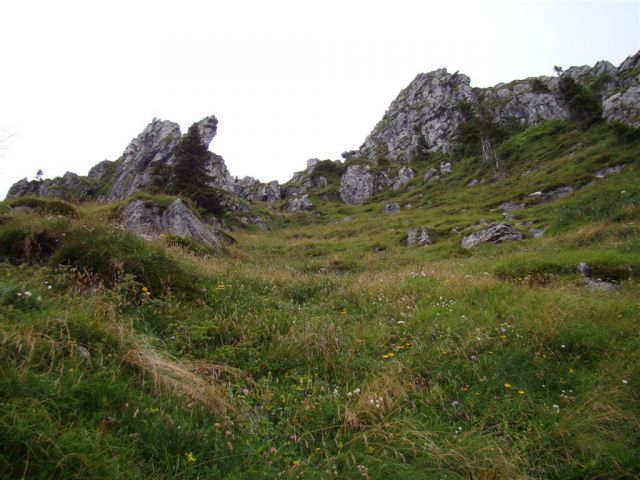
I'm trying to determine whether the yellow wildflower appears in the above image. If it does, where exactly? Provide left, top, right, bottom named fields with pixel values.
left=504, top=383, right=512, bottom=388
left=185, top=451, right=196, bottom=463
left=518, top=389, right=525, bottom=395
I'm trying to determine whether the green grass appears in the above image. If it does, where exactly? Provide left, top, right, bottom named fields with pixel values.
left=1, top=122, right=640, bottom=478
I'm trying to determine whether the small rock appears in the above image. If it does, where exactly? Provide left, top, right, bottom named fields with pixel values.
left=461, top=223, right=523, bottom=249
left=594, top=164, right=628, bottom=179
left=529, top=228, right=545, bottom=238
left=542, top=185, right=574, bottom=203
left=407, top=227, right=433, bottom=247
left=577, top=262, right=592, bottom=278
left=383, top=203, right=400, bottom=215
left=466, top=178, right=481, bottom=187
left=283, top=195, right=313, bottom=212
left=440, top=162, right=453, bottom=174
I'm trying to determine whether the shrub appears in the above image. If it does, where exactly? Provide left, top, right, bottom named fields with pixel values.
left=558, top=76, right=602, bottom=126
left=49, top=226, right=201, bottom=298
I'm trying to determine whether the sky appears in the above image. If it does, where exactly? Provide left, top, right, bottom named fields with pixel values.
left=0, top=0, right=638, bottom=198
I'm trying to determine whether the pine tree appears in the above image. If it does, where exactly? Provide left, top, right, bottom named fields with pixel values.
left=171, top=124, right=212, bottom=195
left=169, top=124, right=224, bottom=215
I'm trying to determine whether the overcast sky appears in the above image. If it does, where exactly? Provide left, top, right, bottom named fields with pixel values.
left=1, top=0, right=638, bottom=198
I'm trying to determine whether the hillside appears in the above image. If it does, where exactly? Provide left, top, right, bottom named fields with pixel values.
left=1, top=53, right=640, bottom=479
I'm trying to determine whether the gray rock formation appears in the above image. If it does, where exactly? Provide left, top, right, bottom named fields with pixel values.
left=407, top=227, right=433, bottom=247
left=594, top=164, right=628, bottom=179
left=383, top=203, right=400, bottom=215
left=105, top=115, right=235, bottom=201
left=7, top=172, right=96, bottom=200
left=461, top=223, right=523, bottom=249
left=120, top=198, right=223, bottom=248
left=339, top=165, right=375, bottom=205
left=577, top=261, right=618, bottom=291
left=256, top=181, right=282, bottom=203
left=359, top=69, right=476, bottom=161
left=87, top=160, right=114, bottom=181
left=542, top=186, right=574, bottom=203
left=440, top=161, right=453, bottom=174
left=283, top=195, right=313, bottom=212
left=392, top=166, right=416, bottom=190
left=423, top=168, right=440, bottom=185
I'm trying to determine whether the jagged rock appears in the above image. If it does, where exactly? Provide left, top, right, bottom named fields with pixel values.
left=603, top=86, right=640, bottom=128
left=87, top=160, right=114, bottom=181
left=358, top=69, right=476, bottom=161
left=341, top=150, right=358, bottom=161
left=120, top=199, right=223, bottom=248
left=283, top=195, right=313, bottom=212
left=594, top=164, right=628, bottom=178
left=105, top=115, right=234, bottom=201
left=461, top=223, right=523, bottom=249
left=407, top=227, right=433, bottom=247
left=256, top=181, right=282, bottom=203
left=423, top=168, right=440, bottom=185
left=392, top=166, right=416, bottom=190
left=440, top=162, right=453, bottom=174
left=542, top=185, right=574, bottom=202
left=374, top=170, right=394, bottom=191
left=7, top=172, right=96, bottom=200
left=339, top=165, right=375, bottom=205
left=383, top=203, right=400, bottom=215
left=529, top=228, right=545, bottom=238
left=306, top=158, right=319, bottom=172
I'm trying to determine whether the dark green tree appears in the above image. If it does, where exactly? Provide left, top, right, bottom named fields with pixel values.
left=558, top=76, right=602, bottom=126
left=152, top=123, right=224, bottom=215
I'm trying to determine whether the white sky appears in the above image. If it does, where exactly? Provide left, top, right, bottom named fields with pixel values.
left=1, top=0, right=638, bottom=198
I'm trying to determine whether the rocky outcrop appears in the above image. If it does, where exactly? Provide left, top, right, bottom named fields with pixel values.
left=105, top=115, right=235, bottom=201
left=283, top=195, right=313, bottom=212
left=359, top=69, right=476, bottom=161
left=407, top=227, right=433, bottom=247
left=87, top=160, right=115, bottom=181
left=351, top=51, right=640, bottom=164
left=461, top=223, right=523, bottom=249
left=339, top=165, right=375, bottom=205
left=7, top=172, right=97, bottom=200
left=120, top=198, right=223, bottom=248
left=256, top=181, right=282, bottom=203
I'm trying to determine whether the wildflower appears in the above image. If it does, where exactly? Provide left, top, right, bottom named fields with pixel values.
left=504, top=383, right=512, bottom=389
left=368, top=446, right=375, bottom=453
left=241, top=388, right=249, bottom=396
left=141, top=286, right=151, bottom=296
left=23, top=291, right=32, bottom=297
left=354, top=388, right=361, bottom=394
left=552, top=404, right=560, bottom=414
left=289, top=433, right=298, bottom=443
left=622, top=379, right=629, bottom=385
left=518, top=389, right=525, bottom=395
left=185, top=451, right=196, bottom=463
left=269, top=447, right=277, bottom=454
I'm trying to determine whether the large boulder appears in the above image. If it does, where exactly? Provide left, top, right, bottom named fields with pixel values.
left=407, top=227, right=433, bottom=247
left=256, top=181, right=282, bottom=203
left=120, top=198, right=223, bottom=248
left=339, top=165, right=375, bottom=205
left=461, top=223, right=523, bottom=249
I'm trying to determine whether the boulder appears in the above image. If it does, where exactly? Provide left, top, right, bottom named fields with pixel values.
left=383, top=203, right=400, bottom=215
left=461, top=223, right=523, bottom=249
left=339, top=165, right=375, bottom=205
left=87, top=160, right=114, bottom=181
left=542, top=185, right=574, bottom=203
left=283, top=195, right=313, bottom=212
left=392, top=166, right=416, bottom=190
left=423, top=168, right=440, bottom=185
left=256, top=181, right=282, bottom=203
left=120, top=199, right=223, bottom=248
left=407, top=227, right=433, bottom=247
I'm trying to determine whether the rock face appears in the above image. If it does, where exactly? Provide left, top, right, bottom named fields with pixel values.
left=359, top=69, right=476, bottom=161
left=339, top=165, right=375, bottom=205
left=461, top=223, right=523, bottom=249
left=423, top=168, right=440, bottom=185
left=7, top=172, right=96, bottom=200
left=256, top=181, right=282, bottom=203
left=351, top=51, right=640, bottom=163
left=120, top=199, right=223, bottom=248
left=407, top=227, right=433, bottom=247
left=392, top=166, right=415, bottom=190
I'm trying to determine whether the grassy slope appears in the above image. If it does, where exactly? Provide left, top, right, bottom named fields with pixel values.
left=1, top=122, right=639, bottom=479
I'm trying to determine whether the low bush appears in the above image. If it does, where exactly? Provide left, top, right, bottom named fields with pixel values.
left=8, top=197, right=79, bottom=218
